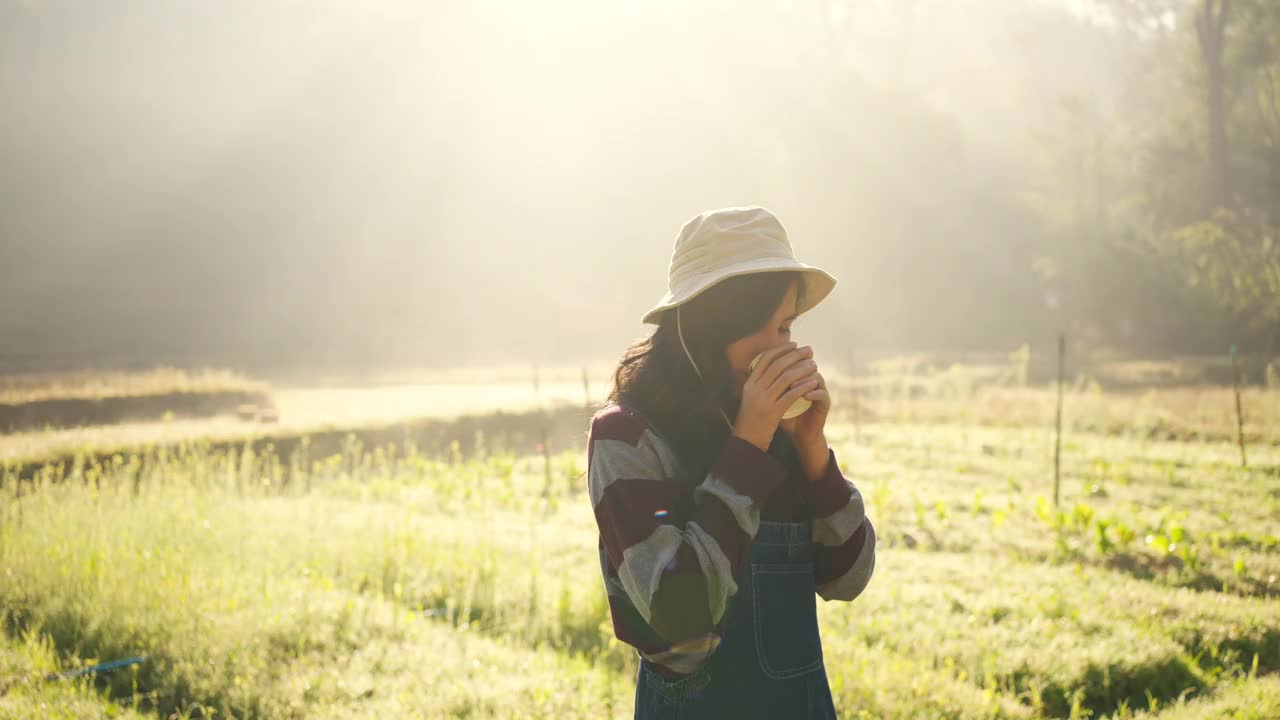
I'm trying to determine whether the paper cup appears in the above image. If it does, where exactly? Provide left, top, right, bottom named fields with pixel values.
left=749, top=353, right=813, bottom=419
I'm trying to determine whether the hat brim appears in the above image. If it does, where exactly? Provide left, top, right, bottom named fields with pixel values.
left=641, top=258, right=837, bottom=325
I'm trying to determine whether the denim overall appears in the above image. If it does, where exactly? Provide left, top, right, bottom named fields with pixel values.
left=633, top=516, right=839, bottom=718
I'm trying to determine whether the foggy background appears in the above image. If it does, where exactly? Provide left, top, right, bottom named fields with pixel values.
left=2, top=0, right=1276, bottom=376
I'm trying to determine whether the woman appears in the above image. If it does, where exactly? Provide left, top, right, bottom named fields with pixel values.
left=587, top=206, right=877, bottom=719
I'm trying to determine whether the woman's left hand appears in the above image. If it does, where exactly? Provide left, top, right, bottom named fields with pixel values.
left=779, top=363, right=831, bottom=480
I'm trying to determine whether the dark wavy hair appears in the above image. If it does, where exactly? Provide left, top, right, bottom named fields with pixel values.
left=608, top=271, right=805, bottom=479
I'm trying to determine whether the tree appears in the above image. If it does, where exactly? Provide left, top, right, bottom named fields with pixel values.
left=1159, top=0, right=1280, bottom=350
left=1195, top=0, right=1233, bottom=209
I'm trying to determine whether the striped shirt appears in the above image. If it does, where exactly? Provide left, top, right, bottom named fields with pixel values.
left=587, top=402, right=876, bottom=678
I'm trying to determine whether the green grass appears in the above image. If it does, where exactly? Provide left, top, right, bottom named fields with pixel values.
left=831, top=423, right=1280, bottom=598
left=0, top=633, right=151, bottom=720
left=1127, top=674, right=1280, bottom=719
left=2, top=385, right=1279, bottom=718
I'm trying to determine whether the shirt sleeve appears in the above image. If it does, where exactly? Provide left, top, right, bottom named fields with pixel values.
left=587, top=405, right=786, bottom=644
left=799, top=448, right=877, bottom=602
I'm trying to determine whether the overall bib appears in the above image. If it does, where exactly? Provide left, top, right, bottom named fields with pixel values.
left=633, top=518, right=839, bottom=719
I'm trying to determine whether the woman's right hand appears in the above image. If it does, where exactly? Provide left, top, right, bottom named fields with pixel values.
left=732, top=342, right=819, bottom=451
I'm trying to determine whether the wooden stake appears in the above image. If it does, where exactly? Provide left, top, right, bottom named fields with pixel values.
left=1054, top=333, right=1065, bottom=508
left=540, top=424, right=553, bottom=500
left=1231, top=344, right=1247, bottom=468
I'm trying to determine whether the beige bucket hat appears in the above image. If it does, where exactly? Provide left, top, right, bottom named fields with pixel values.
left=642, top=206, right=837, bottom=325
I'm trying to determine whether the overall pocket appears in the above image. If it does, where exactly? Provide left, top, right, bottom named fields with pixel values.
left=636, top=658, right=711, bottom=717
left=751, top=562, right=824, bottom=680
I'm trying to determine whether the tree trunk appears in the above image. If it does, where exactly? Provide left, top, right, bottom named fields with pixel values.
left=1196, top=0, right=1232, bottom=210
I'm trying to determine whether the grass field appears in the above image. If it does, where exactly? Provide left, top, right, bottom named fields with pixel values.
left=0, top=375, right=609, bottom=465
left=2, top=370, right=1279, bottom=719
left=0, top=369, right=275, bottom=435
left=0, top=369, right=267, bottom=406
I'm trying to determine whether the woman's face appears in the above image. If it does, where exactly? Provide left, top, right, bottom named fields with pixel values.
left=725, top=280, right=800, bottom=396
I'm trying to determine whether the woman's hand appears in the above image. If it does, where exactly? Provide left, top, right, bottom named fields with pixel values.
left=731, top=342, right=819, bottom=452
left=779, top=355, right=831, bottom=483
